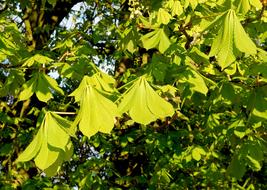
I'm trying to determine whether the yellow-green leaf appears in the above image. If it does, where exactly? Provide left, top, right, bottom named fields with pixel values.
left=16, top=130, right=42, bottom=162
left=118, top=77, right=174, bottom=125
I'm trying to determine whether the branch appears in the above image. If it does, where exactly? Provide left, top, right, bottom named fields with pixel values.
left=179, top=22, right=193, bottom=49
left=58, top=51, right=74, bottom=62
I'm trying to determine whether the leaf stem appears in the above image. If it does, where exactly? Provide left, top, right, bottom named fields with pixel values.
left=52, top=111, right=76, bottom=115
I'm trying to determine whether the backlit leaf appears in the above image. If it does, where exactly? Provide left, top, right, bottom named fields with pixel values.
left=70, top=75, right=118, bottom=138
left=233, top=11, right=257, bottom=55
left=157, top=8, right=172, bottom=25
left=16, top=130, right=42, bottom=162
left=16, top=111, right=74, bottom=176
left=19, top=72, right=63, bottom=102
left=141, top=28, right=171, bottom=53
left=118, top=77, right=174, bottom=125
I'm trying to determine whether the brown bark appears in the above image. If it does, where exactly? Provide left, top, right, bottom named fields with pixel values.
left=20, top=0, right=82, bottom=50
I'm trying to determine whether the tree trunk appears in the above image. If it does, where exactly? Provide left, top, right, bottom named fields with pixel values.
left=20, top=0, right=82, bottom=50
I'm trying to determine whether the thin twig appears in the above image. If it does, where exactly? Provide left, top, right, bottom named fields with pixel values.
left=58, top=51, right=74, bottom=62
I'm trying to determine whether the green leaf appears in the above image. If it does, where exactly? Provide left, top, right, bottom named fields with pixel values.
left=192, top=148, right=201, bottom=161
left=19, top=75, right=37, bottom=101
left=142, top=30, right=160, bottom=50
left=188, top=0, right=198, bottom=10
left=120, top=27, right=139, bottom=53
left=249, top=0, right=263, bottom=9
left=16, top=111, right=74, bottom=175
left=118, top=77, right=174, bottom=125
left=179, top=68, right=208, bottom=95
left=16, top=130, right=42, bottom=162
left=83, top=86, right=117, bottom=137
left=20, top=72, right=63, bottom=102
left=227, top=154, right=246, bottom=180
left=208, top=9, right=257, bottom=69
left=0, top=69, right=25, bottom=97
left=51, top=112, right=76, bottom=137
left=34, top=139, right=60, bottom=170
left=36, top=73, right=54, bottom=102
left=70, top=76, right=118, bottom=138
left=249, top=87, right=267, bottom=120
left=46, top=113, right=70, bottom=149
left=43, top=74, right=64, bottom=95
left=22, top=54, right=53, bottom=67
left=157, top=8, right=172, bottom=25
left=192, top=147, right=205, bottom=161
left=141, top=28, right=171, bottom=53
left=247, top=155, right=261, bottom=171
left=237, top=0, right=251, bottom=14
left=171, top=1, right=183, bottom=16
left=216, top=10, right=236, bottom=69
left=47, top=0, right=57, bottom=6
left=233, top=11, right=257, bottom=55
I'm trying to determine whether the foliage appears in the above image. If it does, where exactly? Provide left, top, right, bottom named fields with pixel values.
left=0, top=0, right=267, bottom=189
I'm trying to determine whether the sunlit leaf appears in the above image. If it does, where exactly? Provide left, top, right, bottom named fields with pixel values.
left=118, top=77, right=174, bottom=125
left=70, top=75, right=118, bottom=138
left=141, top=28, right=171, bottom=53
left=16, top=130, right=42, bottom=162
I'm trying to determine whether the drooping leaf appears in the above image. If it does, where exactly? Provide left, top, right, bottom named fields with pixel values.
left=207, top=9, right=257, bottom=69
left=118, top=77, right=174, bottom=125
left=19, top=74, right=37, bottom=101
left=70, top=75, right=118, bottom=138
left=233, top=11, right=257, bottom=55
left=210, top=10, right=237, bottom=69
left=16, top=111, right=74, bottom=176
left=46, top=113, right=70, bottom=149
left=19, top=72, right=63, bottom=102
left=34, top=140, right=61, bottom=170
left=16, top=130, right=42, bottom=162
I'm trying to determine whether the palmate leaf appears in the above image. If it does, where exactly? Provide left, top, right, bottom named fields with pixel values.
left=141, top=28, right=171, bottom=53
left=22, top=54, right=53, bottom=67
left=70, top=72, right=116, bottom=102
left=209, top=10, right=238, bottom=69
left=70, top=74, right=118, bottom=138
left=16, top=112, right=74, bottom=176
left=207, top=9, right=257, bottom=69
left=19, top=72, right=64, bottom=102
left=118, top=77, right=174, bottom=125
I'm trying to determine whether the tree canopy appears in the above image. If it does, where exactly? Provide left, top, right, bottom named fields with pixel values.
left=0, top=0, right=267, bottom=189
